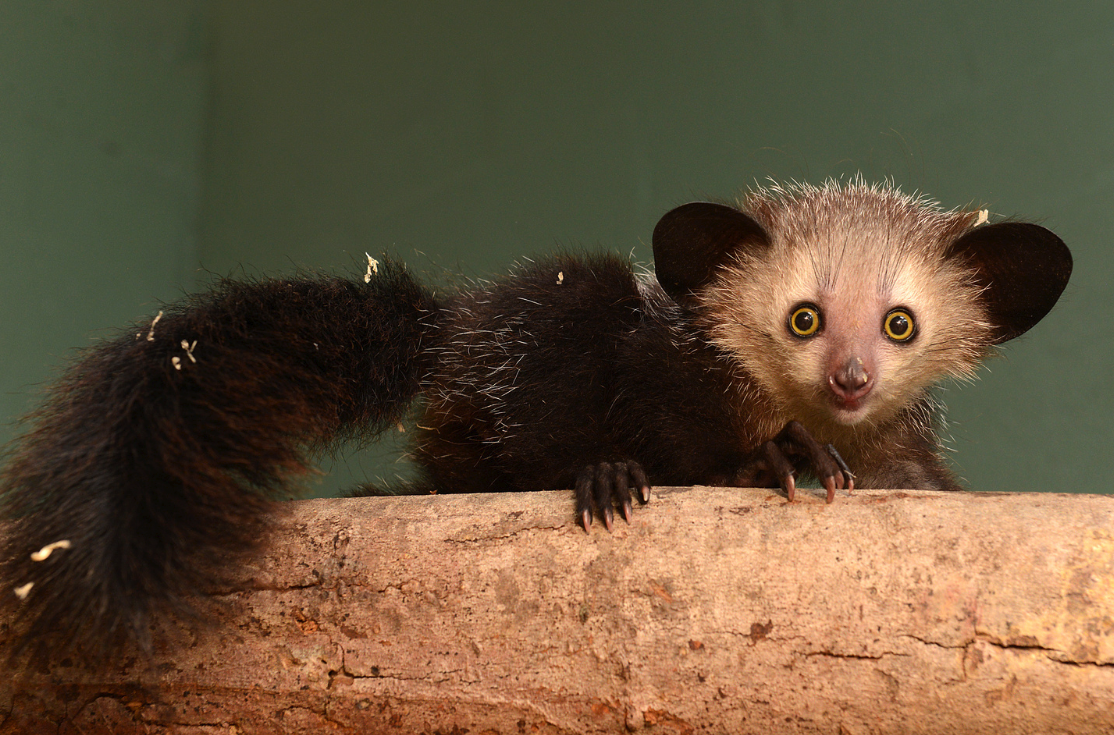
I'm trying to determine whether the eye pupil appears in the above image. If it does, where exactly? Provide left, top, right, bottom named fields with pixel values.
left=794, top=311, right=814, bottom=332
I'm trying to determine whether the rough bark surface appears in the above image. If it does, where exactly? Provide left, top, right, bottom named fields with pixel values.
left=2, top=487, right=1113, bottom=734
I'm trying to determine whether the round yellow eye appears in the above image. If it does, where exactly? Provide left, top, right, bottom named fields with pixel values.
left=884, top=309, right=915, bottom=342
left=789, top=304, right=821, bottom=337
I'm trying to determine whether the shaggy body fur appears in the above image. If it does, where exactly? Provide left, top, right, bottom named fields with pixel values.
left=0, top=181, right=1071, bottom=661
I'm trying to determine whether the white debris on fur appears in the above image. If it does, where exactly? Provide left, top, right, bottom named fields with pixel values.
left=365, top=253, right=379, bottom=283
left=14, top=582, right=33, bottom=600
left=30, top=539, right=72, bottom=562
left=146, top=311, right=164, bottom=341
left=976, top=209, right=989, bottom=226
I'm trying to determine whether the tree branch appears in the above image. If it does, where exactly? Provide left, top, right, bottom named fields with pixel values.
left=4, top=487, right=1114, bottom=733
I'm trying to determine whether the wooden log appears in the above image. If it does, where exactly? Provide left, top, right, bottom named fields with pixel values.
left=3, top=487, right=1114, bottom=734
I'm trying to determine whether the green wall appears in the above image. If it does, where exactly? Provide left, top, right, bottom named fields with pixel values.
left=3, top=3, right=1111, bottom=498
left=0, top=3, right=209, bottom=443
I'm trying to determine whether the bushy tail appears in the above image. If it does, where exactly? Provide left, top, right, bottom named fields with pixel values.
left=1, top=260, right=438, bottom=659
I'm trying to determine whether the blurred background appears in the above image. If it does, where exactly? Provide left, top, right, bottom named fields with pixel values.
left=1, top=2, right=1109, bottom=497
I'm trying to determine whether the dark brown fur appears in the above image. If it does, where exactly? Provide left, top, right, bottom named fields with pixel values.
left=1, top=263, right=436, bottom=658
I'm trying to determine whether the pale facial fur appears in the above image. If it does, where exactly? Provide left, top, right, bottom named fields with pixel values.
left=698, top=181, right=993, bottom=441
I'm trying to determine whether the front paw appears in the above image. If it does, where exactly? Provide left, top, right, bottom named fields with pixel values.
left=574, top=460, right=651, bottom=532
left=736, top=421, right=853, bottom=503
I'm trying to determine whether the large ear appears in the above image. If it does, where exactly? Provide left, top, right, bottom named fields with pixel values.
left=946, top=222, right=1072, bottom=343
left=652, top=202, right=771, bottom=301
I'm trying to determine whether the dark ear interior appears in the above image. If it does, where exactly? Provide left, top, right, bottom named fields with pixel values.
left=946, top=222, right=1072, bottom=343
left=652, top=202, right=770, bottom=301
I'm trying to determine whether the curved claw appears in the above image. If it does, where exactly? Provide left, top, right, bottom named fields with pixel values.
left=823, top=475, right=836, bottom=504
left=825, top=443, right=854, bottom=495
left=737, top=421, right=855, bottom=503
left=760, top=439, right=797, bottom=502
left=575, top=460, right=651, bottom=532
